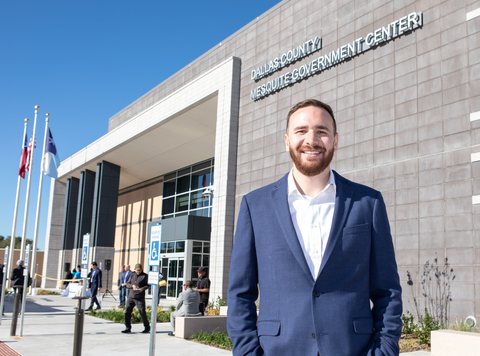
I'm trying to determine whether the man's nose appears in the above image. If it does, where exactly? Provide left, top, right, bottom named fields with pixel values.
left=305, top=129, right=318, bottom=145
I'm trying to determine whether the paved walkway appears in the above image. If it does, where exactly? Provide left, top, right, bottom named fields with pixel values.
left=0, top=292, right=429, bottom=355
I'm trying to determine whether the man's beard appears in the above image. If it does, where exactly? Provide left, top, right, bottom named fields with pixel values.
left=289, top=144, right=335, bottom=177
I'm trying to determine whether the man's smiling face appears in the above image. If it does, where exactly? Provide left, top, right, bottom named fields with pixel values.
left=284, top=105, right=338, bottom=177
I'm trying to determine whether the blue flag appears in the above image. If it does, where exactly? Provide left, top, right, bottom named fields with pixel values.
left=43, top=128, right=60, bottom=179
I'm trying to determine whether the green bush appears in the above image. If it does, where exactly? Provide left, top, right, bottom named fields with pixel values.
left=401, top=312, right=417, bottom=334
left=90, top=306, right=172, bottom=323
left=414, top=309, right=442, bottom=346
left=190, top=331, right=233, bottom=350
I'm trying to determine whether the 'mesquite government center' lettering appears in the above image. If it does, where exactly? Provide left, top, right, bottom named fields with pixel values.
left=251, top=12, right=423, bottom=101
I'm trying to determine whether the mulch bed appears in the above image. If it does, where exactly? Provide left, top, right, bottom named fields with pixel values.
left=399, top=334, right=431, bottom=353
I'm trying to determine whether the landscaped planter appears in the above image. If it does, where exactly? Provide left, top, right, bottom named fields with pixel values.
left=431, top=330, right=480, bottom=356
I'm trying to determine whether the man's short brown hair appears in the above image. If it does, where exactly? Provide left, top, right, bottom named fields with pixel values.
left=286, top=99, right=337, bottom=135
left=185, top=280, right=194, bottom=288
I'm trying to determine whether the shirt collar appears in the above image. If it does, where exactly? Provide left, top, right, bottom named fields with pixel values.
left=288, top=168, right=336, bottom=198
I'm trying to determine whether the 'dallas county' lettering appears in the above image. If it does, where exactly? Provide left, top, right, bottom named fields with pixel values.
left=251, top=12, right=423, bottom=101
left=251, top=37, right=322, bottom=81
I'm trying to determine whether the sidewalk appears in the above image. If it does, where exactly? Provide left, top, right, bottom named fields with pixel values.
left=0, top=292, right=429, bottom=355
left=0, top=292, right=229, bottom=356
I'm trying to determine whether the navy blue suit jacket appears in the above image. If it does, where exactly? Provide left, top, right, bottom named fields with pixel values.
left=227, top=171, right=402, bottom=356
left=89, top=268, right=102, bottom=290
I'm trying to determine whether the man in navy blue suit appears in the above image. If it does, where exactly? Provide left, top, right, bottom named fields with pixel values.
left=87, top=261, right=102, bottom=311
left=227, top=99, right=402, bottom=356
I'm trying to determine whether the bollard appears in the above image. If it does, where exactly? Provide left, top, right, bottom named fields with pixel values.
left=10, top=290, right=22, bottom=336
left=73, top=296, right=90, bottom=356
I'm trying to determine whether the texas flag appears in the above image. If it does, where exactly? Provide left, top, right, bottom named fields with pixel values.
left=43, top=128, right=60, bottom=179
left=18, top=135, right=28, bottom=178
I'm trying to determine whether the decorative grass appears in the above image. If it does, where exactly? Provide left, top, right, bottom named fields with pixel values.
left=36, top=289, right=60, bottom=295
left=89, top=305, right=172, bottom=323
left=190, top=331, right=233, bottom=351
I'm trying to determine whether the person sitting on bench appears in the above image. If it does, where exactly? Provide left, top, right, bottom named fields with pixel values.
left=168, top=280, right=201, bottom=336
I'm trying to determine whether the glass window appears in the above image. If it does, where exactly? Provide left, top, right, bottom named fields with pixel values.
left=202, top=255, right=209, bottom=267
left=178, top=260, right=184, bottom=278
left=192, top=254, right=202, bottom=266
left=177, top=175, right=191, bottom=194
left=192, top=241, right=202, bottom=253
left=190, top=191, right=210, bottom=210
left=191, top=169, right=210, bottom=190
left=203, top=242, right=210, bottom=254
left=193, top=161, right=211, bottom=172
left=176, top=241, right=185, bottom=253
left=163, top=180, right=176, bottom=197
left=164, top=173, right=176, bottom=181
left=175, top=193, right=189, bottom=212
left=167, top=280, right=177, bottom=298
left=167, top=242, right=175, bottom=253
left=162, top=197, right=174, bottom=215
left=177, top=280, right=183, bottom=296
left=161, top=159, right=214, bottom=218
left=178, top=168, right=190, bottom=176
left=168, top=259, right=177, bottom=278
left=191, top=268, right=198, bottom=282
left=160, top=243, right=166, bottom=254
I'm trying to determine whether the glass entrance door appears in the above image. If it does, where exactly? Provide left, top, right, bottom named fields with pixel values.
left=166, top=257, right=184, bottom=298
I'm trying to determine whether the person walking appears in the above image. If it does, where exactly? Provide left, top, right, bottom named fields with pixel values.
left=122, top=263, right=150, bottom=333
left=86, top=262, right=102, bottom=311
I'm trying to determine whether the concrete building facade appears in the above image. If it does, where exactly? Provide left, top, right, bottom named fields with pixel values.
left=43, top=0, right=480, bottom=319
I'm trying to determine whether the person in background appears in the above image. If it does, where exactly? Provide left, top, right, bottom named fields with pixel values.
left=86, top=262, right=102, bottom=311
left=74, top=279, right=84, bottom=309
left=64, top=270, right=73, bottom=288
left=117, top=265, right=126, bottom=308
left=122, top=263, right=150, bottom=334
left=168, top=280, right=201, bottom=336
left=195, top=266, right=210, bottom=315
left=10, top=260, right=30, bottom=306
left=73, top=265, right=82, bottom=281
left=123, top=265, right=133, bottom=300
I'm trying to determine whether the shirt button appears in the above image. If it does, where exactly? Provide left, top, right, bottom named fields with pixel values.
left=313, top=290, right=320, bottom=297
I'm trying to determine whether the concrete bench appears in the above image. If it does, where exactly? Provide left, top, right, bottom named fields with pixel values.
left=175, top=315, right=228, bottom=339
left=431, top=330, right=480, bottom=356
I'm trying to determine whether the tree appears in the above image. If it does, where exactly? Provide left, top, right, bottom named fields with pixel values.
left=0, top=236, right=34, bottom=249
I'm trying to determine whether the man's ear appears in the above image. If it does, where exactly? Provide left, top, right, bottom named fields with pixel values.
left=285, top=133, right=290, bottom=152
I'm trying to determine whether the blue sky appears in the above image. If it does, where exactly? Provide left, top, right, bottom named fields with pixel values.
left=0, top=0, right=282, bottom=250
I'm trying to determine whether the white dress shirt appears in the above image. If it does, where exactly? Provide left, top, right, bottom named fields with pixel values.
left=287, top=169, right=336, bottom=279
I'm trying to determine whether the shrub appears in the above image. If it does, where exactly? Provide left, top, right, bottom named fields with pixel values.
left=401, top=312, right=417, bottom=334
left=190, top=331, right=232, bottom=350
left=37, top=289, right=60, bottom=295
left=90, top=306, right=172, bottom=323
left=414, top=309, right=442, bottom=346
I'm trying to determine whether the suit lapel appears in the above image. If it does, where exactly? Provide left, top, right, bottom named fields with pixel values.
left=271, top=174, right=314, bottom=282
left=317, top=171, right=354, bottom=277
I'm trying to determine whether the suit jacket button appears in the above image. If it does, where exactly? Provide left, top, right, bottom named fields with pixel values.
left=313, top=290, right=320, bottom=297
left=312, top=332, right=316, bottom=339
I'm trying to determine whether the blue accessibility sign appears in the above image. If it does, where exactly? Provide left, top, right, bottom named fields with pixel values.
left=149, top=224, right=162, bottom=267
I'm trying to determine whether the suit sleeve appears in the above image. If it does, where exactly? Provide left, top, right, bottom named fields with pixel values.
left=227, top=196, right=263, bottom=356
left=366, top=192, right=403, bottom=356
left=98, top=270, right=103, bottom=288
left=176, top=292, right=184, bottom=311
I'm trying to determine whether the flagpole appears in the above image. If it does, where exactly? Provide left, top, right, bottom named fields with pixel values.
left=19, top=105, right=39, bottom=261
left=29, top=113, right=50, bottom=295
left=6, top=119, right=29, bottom=285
